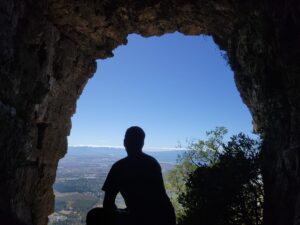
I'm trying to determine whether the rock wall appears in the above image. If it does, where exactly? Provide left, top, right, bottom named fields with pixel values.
left=0, top=1, right=95, bottom=224
left=0, top=0, right=299, bottom=225
left=226, top=1, right=300, bottom=224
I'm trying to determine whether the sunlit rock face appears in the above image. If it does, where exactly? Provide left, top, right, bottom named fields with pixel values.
left=0, top=0, right=299, bottom=225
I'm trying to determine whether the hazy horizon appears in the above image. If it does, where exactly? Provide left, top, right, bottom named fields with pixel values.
left=68, top=144, right=187, bottom=151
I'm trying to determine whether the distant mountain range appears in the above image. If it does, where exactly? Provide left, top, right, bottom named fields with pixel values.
left=67, top=146, right=186, bottom=164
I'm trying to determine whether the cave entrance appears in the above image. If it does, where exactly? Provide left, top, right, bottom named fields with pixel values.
left=2, top=1, right=299, bottom=225
left=48, top=33, right=253, bottom=225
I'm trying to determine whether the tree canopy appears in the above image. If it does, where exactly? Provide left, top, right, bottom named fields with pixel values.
left=166, top=127, right=263, bottom=225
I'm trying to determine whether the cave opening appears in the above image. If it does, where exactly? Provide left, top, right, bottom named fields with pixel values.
left=1, top=1, right=299, bottom=225
left=48, top=33, right=254, bottom=225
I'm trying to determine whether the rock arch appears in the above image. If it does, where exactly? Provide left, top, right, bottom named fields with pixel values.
left=0, top=1, right=299, bottom=225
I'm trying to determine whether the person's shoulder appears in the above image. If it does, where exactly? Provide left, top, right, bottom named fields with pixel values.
left=142, top=153, right=160, bottom=165
left=111, top=157, right=129, bottom=169
left=142, top=152, right=156, bottom=160
left=142, top=153, right=162, bottom=172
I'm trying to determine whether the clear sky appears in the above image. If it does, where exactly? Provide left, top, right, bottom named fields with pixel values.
left=68, top=32, right=253, bottom=149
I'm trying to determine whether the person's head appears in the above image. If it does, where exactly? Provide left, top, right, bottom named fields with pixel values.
left=124, top=126, right=145, bottom=155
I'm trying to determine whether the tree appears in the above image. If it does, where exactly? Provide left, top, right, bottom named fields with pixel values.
left=177, top=133, right=263, bottom=225
left=165, top=127, right=228, bottom=219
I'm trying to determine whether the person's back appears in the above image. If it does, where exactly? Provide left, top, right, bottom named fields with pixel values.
left=103, top=152, right=174, bottom=224
left=101, top=126, right=176, bottom=225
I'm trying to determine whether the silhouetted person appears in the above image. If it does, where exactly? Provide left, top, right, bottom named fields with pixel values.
left=86, top=208, right=108, bottom=225
left=99, top=126, right=176, bottom=225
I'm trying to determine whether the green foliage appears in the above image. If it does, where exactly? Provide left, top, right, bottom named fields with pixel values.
left=166, top=128, right=263, bottom=225
left=165, top=127, right=227, bottom=219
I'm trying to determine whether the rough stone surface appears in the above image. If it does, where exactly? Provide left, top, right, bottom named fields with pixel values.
left=0, top=0, right=299, bottom=225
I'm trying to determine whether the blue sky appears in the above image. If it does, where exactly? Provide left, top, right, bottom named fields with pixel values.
left=68, top=33, right=253, bottom=149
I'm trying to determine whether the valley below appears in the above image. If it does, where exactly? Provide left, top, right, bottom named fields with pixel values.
left=48, top=147, right=181, bottom=225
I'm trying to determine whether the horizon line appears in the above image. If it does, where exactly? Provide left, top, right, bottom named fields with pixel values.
left=68, top=144, right=187, bottom=151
